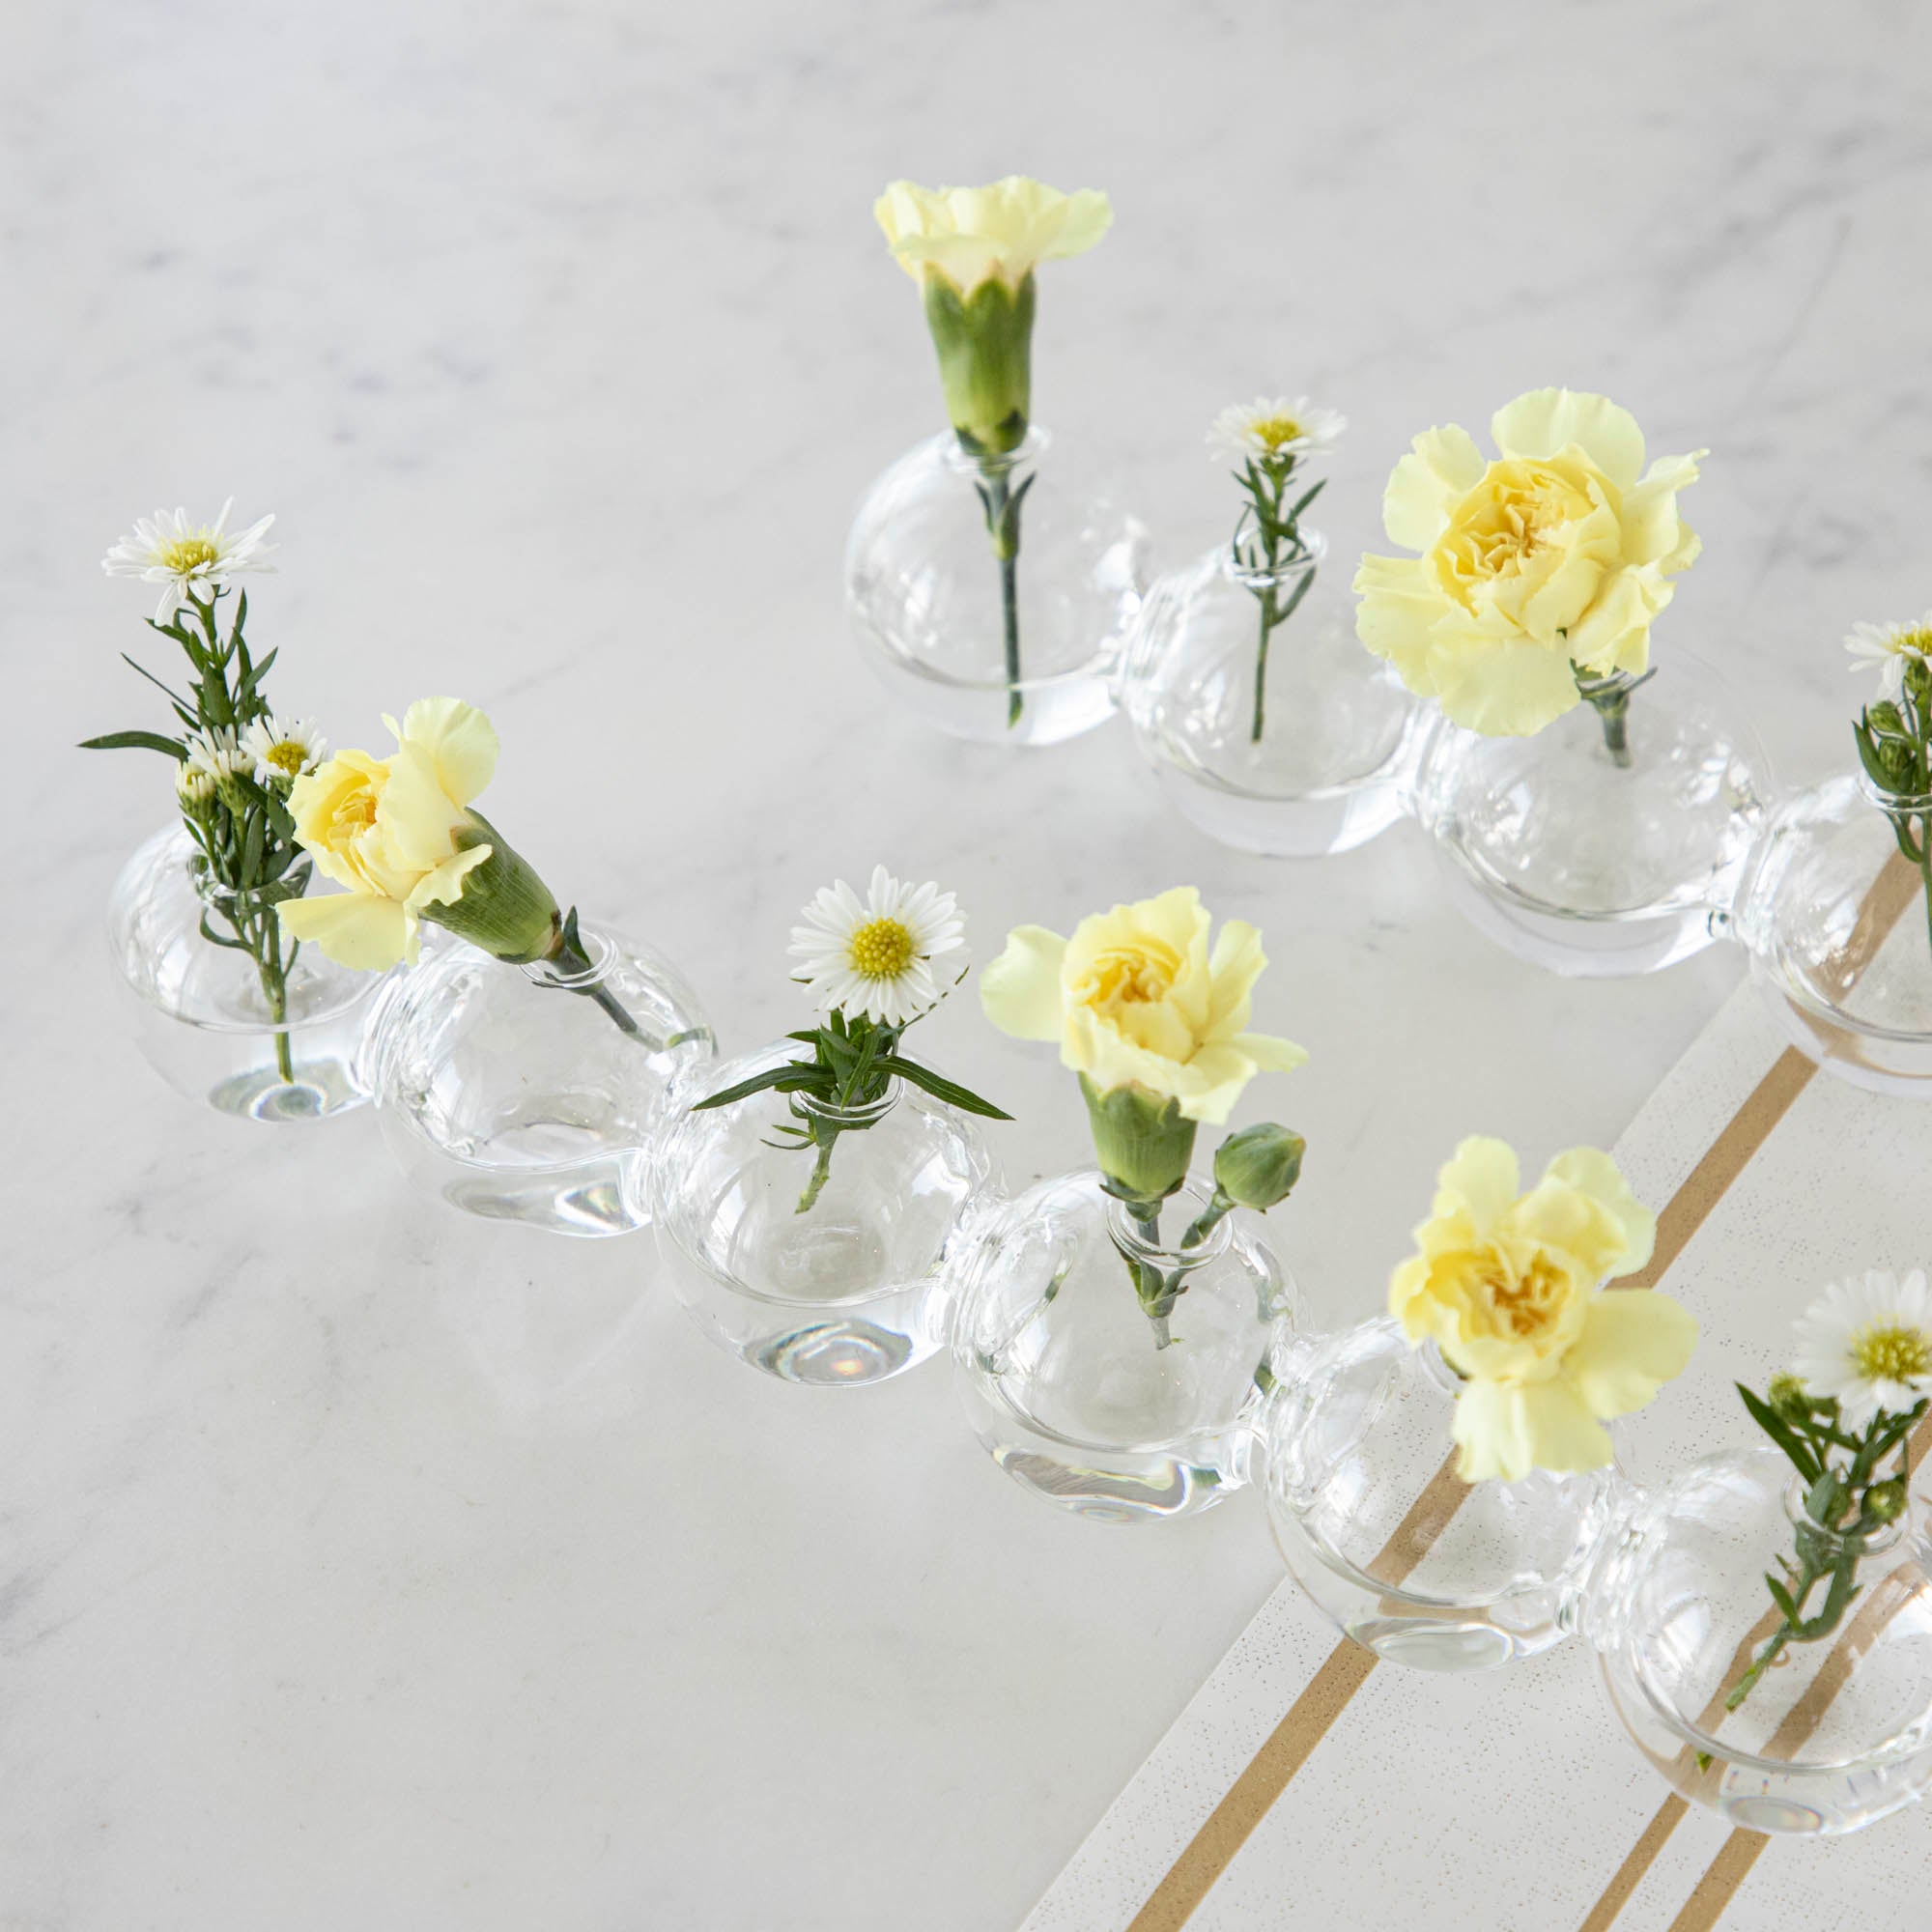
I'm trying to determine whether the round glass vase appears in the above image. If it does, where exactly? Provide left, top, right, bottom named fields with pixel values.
left=844, top=427, right=1150, bottom=748
left=1730, top=770, right=1932, bottom=1097
left=1409, top=650, right=1771, bottom=977
left=106, top=822, right=379, bottom=1122
left=948, top=1170, right=1300, bottom=1523
left=651, top=1042, right=998, bottom=1386
left=360, top=920, right=714, bottom=1236
left=1586, top=1446, right=1932, bottom=1835
left=1121, top=539, right=1424, bottom=857
left=1260, top=1318, right=1622, bottom=1670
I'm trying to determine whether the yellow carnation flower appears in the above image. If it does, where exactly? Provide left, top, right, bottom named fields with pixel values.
left=280, top=697, right=551, bottom=971
left=874, top=176, right=1112, bottom=297
left=874, top=175, right=1111, bottom=457
left=980, top=886, right=1305, bottom=1127
left=1391, top=1136, right=1696, bottom=1482
left=1353, top=389, right=1704, bottom=736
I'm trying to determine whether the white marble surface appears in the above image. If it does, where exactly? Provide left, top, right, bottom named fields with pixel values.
left=6, top=1, right=1931, bottom=1926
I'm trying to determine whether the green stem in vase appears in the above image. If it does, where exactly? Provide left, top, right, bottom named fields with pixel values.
left=976, top=460, right=1035, bottom=729
left=1230, top=452, right=1323, bottom=745
left=1574, top=663, right=1656, bottom=771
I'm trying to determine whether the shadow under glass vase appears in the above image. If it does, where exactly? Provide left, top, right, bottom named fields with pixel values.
left=1732, top=768, right=1932, bottom=1097
left=107, top=821, right=380, bottom=1122
left=948, top=1170, right=1300, bottom=1523
left=1122, top=539, right=1424, bottom=857
left=361, top=920, right=715, bottom=1236
left=1261, top=1317, right=1623, bottom=1671
left=1410, top=648, right=1771, bottom=977
left=651, top=1042, right=998, bottom=1386
left=844, top=427, right=1149, bottom=748
left=1585, top=1446, right=1932, bottom=1835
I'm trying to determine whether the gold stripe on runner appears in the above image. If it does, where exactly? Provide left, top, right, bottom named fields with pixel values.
left=1122, top=1645, right=1378, bottom=1932
left=1125, top=1040, right=1830, bottom=1931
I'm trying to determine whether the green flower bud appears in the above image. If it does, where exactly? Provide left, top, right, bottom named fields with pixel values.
left=1766, top=1372, right=1811, bottom=1424
left=175, top=764, right=218, bottom=820
left=1865, top=1477, right=1908, bottom=1524
left=922, top=270, right=1035, bottom=457
left=1212, top=1122, right=1306, bottom=1213
left=1905, top=655, right=1932, bottom=708
left=1081, top=1075, right=1198, bottom=1209
left=1866, top=699, right=1909, bottom=739
left=420, top=811, right=561, bottom=965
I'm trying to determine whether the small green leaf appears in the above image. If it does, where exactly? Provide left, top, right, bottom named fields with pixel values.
left=79, top=729, right=187, bottom=758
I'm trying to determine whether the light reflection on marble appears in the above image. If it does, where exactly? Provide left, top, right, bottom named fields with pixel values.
left=7, top=0, right=1932, bottom=1925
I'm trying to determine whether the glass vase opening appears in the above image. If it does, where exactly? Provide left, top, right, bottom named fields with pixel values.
left=362, top=920, right=715, bottom=1236
left=652, top=1041, right=997, bottom=1386
left=1411, top=649, right=1770, bottom=977
left=1261, top=1318, right=1620, bottom=1670
left=107, top=822, right=380, bottom=1122
left=1122, top=539, right=1424, bottom=857
left=1590, top=1447, right=1932, bottom=1834
left=844, top=427, right=1149, bottom=748
left=949, top=1170, right=1299, bottom=1523
left=1733, top=770, right=1932, bottom=1098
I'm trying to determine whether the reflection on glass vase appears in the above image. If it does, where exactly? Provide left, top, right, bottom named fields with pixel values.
left=652, top=1042, right=997, bottom=1385
left=845, top=428, right=1149, bottom=747
left=1411, top=649, right=1770, bottom=976
left=949, top=1170, right=1299, bottom=1522
left=361, top=920, right=713, bottom=1236
left=1261, top=1318, right=1621, bottom=1670
left=1586, top=1446, right=1932, bottom=1834
left=1122, top=539, right=1423, bottom=856
left=108, top=822, right=379, bottom=1122
left=1732, top=769, right=1932, bottom=1097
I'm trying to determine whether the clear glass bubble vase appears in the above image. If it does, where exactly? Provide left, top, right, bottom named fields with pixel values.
left=1260, top=1317, right=1621, bottom=1670
left=948, top=1170, right=1300, bottom=1523
left=1584, top=1446, right=1932, bottom=1835
left=361, top=921, right=714, bottom=1236
left=107, top=822, right=380, bottom=1122
left=1410, top=650, right=1770, bottom=977
left=1731, top=768, right=1932, bottom=1097
left=651, top=1042, right=999, bottom=1386
left=1121, top=539, right=1424, bottom=857
left=844, top=427, right=1149, bottom=748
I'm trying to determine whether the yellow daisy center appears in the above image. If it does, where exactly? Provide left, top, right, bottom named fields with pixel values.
left=266, top=739, right=307, bottom=777
left=848, top=916, right=916, bottom=980
left=159, top=536, right=222, bottom=574
left=1851, top=1321, right=1932, bottom=1383
left=1890, top=625, right=1932, bottom=656
left=1251, top=414, right=1304, bottom=451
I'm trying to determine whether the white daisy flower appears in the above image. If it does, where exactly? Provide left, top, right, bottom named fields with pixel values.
left=101, top=498, right=277, bottom=622
left=1208, top=396, right=1347, bottom=464
left=789, top=865, right=968, bottom=1027
left=183, top=725, right=248, bottom=784
left=1844, top=613, right=1932, bottom=700
left=1790, top=1267, right=1932, bottom=1430
left=241, top=713, right=327, bottom=785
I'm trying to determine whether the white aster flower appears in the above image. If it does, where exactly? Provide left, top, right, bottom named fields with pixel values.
left=241, top=713, right=327, bottom=785
left=101, top=498, right=277, bottom=621
left=789, top=865, right=968, bottom=1027
left=183, top=725, right=248, bottom=784
left=1844, top=613, right=1932, bottom=700
left=175, top=762, right=216, bottom=813
left=1208, top=396, right=1346, bottom=464
left=1790, top=1268, right=1932, bottom=1430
